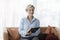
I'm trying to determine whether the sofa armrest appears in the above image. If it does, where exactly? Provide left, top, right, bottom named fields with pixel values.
left=7, top=28, right=21, bottom=40
left=3, top=31, right=8, bottom=40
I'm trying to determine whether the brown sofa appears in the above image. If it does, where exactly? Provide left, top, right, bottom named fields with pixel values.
left=3, top=26, right=57, bottom=40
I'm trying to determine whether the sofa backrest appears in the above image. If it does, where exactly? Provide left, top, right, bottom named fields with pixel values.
left=7, top=27, right=55, bottom=33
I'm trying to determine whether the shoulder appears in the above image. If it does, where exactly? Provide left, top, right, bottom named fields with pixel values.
left=35, top=18, right=40, bottom=22
left=21, top=17, right=27, bottom=21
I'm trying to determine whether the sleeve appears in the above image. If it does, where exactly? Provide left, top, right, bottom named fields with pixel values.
left=32, top=20, right=40, bottom=36
left=37, top=20, right=40, bottom=27
left=35, top=20, right=40, bottom=34
left=18, top=19, right=26, bottom=36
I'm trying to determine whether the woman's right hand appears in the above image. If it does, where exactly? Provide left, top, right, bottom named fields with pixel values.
left=26, top=31, right=32, bottom=36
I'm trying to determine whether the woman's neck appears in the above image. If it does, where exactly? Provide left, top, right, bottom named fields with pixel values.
left=28, top=16, right=33, bottom=23
left=29, top=16, right=33, bottom=19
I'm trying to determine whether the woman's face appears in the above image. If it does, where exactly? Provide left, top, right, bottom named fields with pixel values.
left=27, top=7, right=34, bottom=16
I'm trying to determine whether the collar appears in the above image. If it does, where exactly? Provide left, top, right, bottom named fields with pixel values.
left=26, top=16, right=36, bottom=23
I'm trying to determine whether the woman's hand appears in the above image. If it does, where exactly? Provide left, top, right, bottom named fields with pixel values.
left=26, top=31, right=32, bottom=36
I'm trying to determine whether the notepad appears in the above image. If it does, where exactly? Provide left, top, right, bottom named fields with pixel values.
left=27, top=27, right=40, bottom=33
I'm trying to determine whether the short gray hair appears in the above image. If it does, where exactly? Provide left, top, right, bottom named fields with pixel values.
left=26, top=4, right=35, bottom=11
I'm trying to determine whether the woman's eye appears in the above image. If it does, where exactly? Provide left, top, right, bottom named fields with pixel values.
left=28, top=9, right=34, bottom=11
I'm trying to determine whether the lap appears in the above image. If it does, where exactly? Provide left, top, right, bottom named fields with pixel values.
left=20, top=33, right=47, bottom=40
left=32, top=37, right=39, bottom=40
left=20, top=37, right=39, bottom=40
left=20, top=38, right=28, bottom=40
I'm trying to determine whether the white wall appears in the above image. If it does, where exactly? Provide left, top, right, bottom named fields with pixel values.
left=3, top=0, right=60, bottom=27
left=4, top=0, right=36, bottom=27
left=37, top=0, right=60, bottom=27
left=0, top=0, right=7, bottom=40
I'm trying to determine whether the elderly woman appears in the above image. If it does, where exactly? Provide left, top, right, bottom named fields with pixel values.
left=18, top=4, right=40, bottom=40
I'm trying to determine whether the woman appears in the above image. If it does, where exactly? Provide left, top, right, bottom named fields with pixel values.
left=18, top=4, right=40, bottom=40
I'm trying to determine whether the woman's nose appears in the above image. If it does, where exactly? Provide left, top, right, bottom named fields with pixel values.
left=31, top=10, right=33, bottom=13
